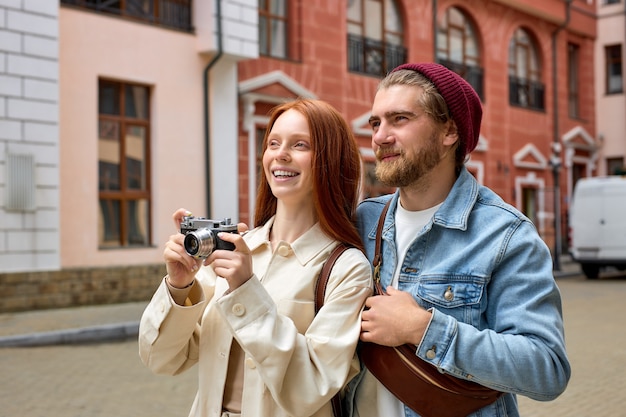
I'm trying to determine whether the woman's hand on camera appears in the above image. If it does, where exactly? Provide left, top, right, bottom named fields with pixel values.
left=172, top=207, right=191, bottom=229
left=164, top=232, right=202, bottom=288
left=204, top=232, right=253, bottom=293
left=164, top=208, right=200, bottom=288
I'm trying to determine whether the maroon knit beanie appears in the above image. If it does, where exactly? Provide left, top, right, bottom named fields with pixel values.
left=392, top=63, right=483, bottom=156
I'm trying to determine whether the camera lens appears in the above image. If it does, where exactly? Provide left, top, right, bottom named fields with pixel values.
left=185, top=235, right=199, bottom=253
left=184, top=229, right=216, bottom=258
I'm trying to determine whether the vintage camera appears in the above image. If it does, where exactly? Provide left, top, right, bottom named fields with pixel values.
left=180, top=216, right=238, bottom=258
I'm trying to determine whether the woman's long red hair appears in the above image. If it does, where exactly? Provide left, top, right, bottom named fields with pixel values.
left=254, top=99, right=363, bottom=251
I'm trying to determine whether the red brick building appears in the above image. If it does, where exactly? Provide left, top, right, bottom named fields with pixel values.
left=0, top=0, right=597, bottom=311
left=236, top=0, right=596, bottom=263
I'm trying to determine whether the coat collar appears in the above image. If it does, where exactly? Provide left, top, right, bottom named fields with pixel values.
left=244, top=216, right=336, bottom=265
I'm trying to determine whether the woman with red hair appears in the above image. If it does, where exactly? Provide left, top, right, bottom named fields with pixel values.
left=139, top=99, right=372, bottom=417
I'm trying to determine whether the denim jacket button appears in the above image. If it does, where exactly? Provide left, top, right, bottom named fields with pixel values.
left=444, top=288, right=454, bottom=301
left=426, top=348, right=437, bottom=359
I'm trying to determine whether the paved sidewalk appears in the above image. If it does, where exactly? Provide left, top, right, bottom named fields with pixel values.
left=1, top=258, right=601, bottom=417
left=0, top=300, right=148, bottom=346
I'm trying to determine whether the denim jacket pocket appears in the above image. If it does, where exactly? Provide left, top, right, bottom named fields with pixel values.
left=416, top=278, right=485, bottom=310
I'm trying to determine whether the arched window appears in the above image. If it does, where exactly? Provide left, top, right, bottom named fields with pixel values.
left=436, top=6, right=483, bottom=99
left=347, top=0, right=406, bottom=77
left=508, top=28, right=545, bottom=110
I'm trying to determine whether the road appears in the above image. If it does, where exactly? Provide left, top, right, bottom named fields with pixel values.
left=0, top=271, right=624, bottom=417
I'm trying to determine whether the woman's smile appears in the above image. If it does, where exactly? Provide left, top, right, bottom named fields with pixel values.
left=272, top=169, right=299, bottom=180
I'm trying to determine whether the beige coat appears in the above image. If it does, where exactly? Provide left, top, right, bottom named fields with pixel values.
left=139, top=219, right=372, bottom=417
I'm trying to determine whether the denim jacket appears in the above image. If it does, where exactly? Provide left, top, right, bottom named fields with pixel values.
left=344, top=167, right=571, bottom=417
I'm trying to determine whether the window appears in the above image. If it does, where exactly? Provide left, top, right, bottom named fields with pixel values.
left=347, top=0, right=406, bottom=77
left=259, top=0, right=297, bottom=60
left=568, top=43, right=580, bottom=118
left=436, top=6, right=484, bottom=99
left=521, top=187, right=538, bottom=226
left=605, top=44, right=623, bottom=94
left=602, top=0, right=621, bottom=5
left=607, top=157, right=625, bottom=175
left=98, top=80, right=151, bottom=248
left=508, top=28, right=545, bottom=111
left=61, top=0, right=192, bottom=32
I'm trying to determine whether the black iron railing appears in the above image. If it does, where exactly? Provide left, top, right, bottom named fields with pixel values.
left=347, top=34, right=406, bottom=77
left=61, top=0, right=193, bottom=32
left=509, top=76, right=545, bottom=111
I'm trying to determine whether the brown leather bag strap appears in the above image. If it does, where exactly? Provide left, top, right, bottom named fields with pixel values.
left=314, top=243, right=349, bottom=417
left=372, top=199, right=392, bottom=294
left=315, top=243, right=349, bottom=314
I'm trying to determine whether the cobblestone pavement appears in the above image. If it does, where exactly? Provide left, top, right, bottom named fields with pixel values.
left=517, top=272, right=626, bottom=417
left=0, top=266, right=624, bottom=417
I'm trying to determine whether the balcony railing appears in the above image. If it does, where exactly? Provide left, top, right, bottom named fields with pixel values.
left=348, top=34, right=407, bottom=77
left=509, top=76, right=545, bottom=111
left=61, top=0, right=193, bottom=32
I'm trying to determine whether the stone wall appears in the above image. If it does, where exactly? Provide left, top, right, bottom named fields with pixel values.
left=0, top=264, right=166, bottom=313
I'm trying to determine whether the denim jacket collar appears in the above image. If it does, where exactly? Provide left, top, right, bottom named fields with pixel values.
left=432, top=167, right=479, bottom=231
left=379, top=166, right=479, bottom=238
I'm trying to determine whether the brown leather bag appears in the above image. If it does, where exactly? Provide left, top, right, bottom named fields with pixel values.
left=359, top=200, right=503, bottom=417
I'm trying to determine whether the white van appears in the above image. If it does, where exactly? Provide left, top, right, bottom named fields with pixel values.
left=569, top=176, right=626, bottom=279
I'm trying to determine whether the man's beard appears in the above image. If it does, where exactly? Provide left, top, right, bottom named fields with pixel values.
left=375, top=137, right=443, bottom=188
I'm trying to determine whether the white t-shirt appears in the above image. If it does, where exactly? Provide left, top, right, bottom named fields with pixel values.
left=355, top=201, right=442, bottom=417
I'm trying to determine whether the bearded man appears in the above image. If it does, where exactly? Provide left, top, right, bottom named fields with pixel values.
left=344, top=63, right=571, bottom=417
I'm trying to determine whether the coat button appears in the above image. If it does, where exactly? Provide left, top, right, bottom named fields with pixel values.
left=444, top=287, right=454, bottom=301
left=232, top=303, right=245, bottom=316
left=245, top=357, right=256, bottom=369
left=277, top=245, right=291, bottom=257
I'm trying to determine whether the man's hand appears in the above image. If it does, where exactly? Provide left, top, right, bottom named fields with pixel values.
left=360, top=287, right=431, bottom=346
